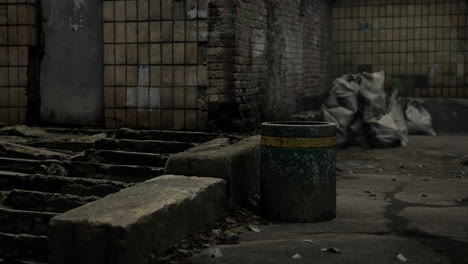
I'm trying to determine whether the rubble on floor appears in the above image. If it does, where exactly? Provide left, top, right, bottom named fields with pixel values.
left=0, top=125, right=219, bottom=263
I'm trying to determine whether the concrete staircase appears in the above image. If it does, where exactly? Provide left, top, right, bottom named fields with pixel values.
left=0, top=127, right=217, bottom=263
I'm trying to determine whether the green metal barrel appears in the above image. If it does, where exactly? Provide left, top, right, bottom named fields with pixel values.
left=261, top=121, right=336, bottom=222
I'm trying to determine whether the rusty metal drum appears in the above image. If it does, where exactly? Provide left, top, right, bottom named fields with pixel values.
left=260, top=121, right=336, bottom=222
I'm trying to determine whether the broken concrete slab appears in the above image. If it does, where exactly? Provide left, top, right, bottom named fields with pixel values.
left=48, top=175, right=227, bottom=264
left=114, top=128, right=219, bottom=143
left=72, top=149, right=169, bottom=167
left=0, top=171, right=128, bottom=197
left=165, top=136, right=260, bottom=207
left=0, top=141, right=69, bottom=160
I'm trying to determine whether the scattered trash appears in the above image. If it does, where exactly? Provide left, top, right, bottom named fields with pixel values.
left=457, top=198, right=462, bottom=202
left=422, top=178, right=430, bottom=181
left=397, top=253, right=408, bottom=262
left=399, top=163, right=405, bottom=168
left=225, top=217, right=237, bottom=224
left=303, top=240, right=315, bottom=244
left=248, top=225, right=261, bottom=233
left=291, top=253, right=302, bottom=259
left=212, top=229, right=222, bottom=236
left=391, top=176, right=397, bottom=181
left=224, top=232, right=239, bottom=242
left=461, top=155, right=468, bottom=166
left=420, top=194, right=428, bottom=198
left=208, top=248, right=223, bottom=258
left=321, top=247, right=342, bottom=254
left=405, top=99, right=437, bottom=136
left=356, top=192, right=362, bottom=196
left=386, top=199, right=392, bottom=204
left=365, top=191, right=377, bottom=197
left=227, top=225, right=248, bottom=234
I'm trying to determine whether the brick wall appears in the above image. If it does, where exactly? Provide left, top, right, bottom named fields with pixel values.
left=0, top=0, right=38, bottom=124
left=103, top=0, right=209, bottom=130
left=332, top=0, right=468, bottom=98
left=209, top=0, right=333, bottom=130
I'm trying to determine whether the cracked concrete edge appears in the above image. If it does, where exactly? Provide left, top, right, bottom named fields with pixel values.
left=165, top=136, right=261, bottom=207
left=48, top=175, right=228, bottom=264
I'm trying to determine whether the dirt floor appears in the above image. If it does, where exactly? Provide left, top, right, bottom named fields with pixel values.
left=186, top=135, right=468, bottom=264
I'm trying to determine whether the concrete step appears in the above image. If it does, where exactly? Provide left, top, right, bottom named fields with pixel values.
left=0, top=171, right=128, bottom=197
left=73, top=150, right=169, bottom=167
left=0, top=141, right=69, bottom=161
left=24, top=141, right=94, bottom=152
left=93, top=138, right=195, bottom=154
left=114, top=128, right=218, bottom=143
left=1, top=189, right=99, bottom=213
left=0, top=232, right=47, bottom=263
left=49, top=175, right=227, bottom=264
left=68, top=161, right=165, bottom=183
left=0, top=157, right=47, bottom=174
left=0, top=208, right=57, bottom=236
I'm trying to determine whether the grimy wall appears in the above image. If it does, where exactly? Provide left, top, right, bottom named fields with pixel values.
left=210, top=0, right=332, bottom=130
left=102, top=0, right=333, bottom=131
left=332, top=0, right=468, bottom=98
left=0, top=0, right=38, bottom=125
left=0, top=0, right=333, bottom=131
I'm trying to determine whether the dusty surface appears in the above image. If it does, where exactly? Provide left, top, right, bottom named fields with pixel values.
left=187, top=135, right=468, bottom=264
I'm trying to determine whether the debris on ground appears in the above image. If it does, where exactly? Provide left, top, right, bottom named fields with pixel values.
left=207, top=248, right=223, bottom=258
left=291, top=253, right=302, bottom=259
left=303, top=240, right=314, bottom=244
left=364, top=191, right=377, bottom=197
left=397, top=253, right=408, bottom=262
left=461, top=155, right=468, bottom=166
left=157, top=208, right=267, bottom=263
left=321, top=247, right=342, bottom=254
left=248, top=225, right=261, bottom=233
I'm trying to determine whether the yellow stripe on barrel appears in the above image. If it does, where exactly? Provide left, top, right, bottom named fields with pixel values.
left=261, top=136, right=336, bottom=148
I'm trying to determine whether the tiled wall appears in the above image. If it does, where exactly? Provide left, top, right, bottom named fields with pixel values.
left=103, top=0, right=209, bottom=130
left=332, top=0, right=467, bottom=98
left=0, top=0, right=37, bottom=124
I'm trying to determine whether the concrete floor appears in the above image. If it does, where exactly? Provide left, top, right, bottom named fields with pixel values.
left=189, top=135, right=468, bottom=264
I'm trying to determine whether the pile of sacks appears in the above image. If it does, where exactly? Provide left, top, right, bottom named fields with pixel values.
left=322, top=71, right=436, bottom=148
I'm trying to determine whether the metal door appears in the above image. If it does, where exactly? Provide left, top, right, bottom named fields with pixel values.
left=40, top=0, right=103, bottom=125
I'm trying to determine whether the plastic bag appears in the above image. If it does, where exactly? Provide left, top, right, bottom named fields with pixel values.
left=324, top=106, right=355, bottom=130
left=323, top=108, right=349, bottom=147
left=360, top=71, right=387, bottom=121
left=388, top=91, right=408, bottom=146
left=333, top=74, right=360, bottom=112
left=367, top=114, right=401, bottom=148
left=405, top=99, right=437, bottom=136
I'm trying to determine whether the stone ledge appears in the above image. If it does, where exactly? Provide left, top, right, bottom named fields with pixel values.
left=165, top=136, right=261, bottom=207
left=48, top=175, right=227, bottom=264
